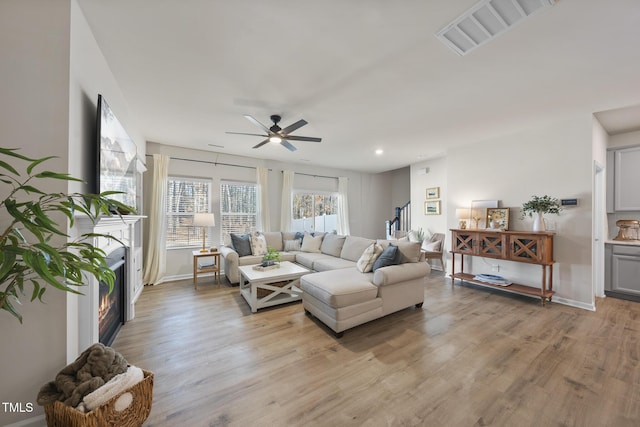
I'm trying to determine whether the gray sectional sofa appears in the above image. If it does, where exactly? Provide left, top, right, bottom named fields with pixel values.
left=219, top=231, right=430, bottom=336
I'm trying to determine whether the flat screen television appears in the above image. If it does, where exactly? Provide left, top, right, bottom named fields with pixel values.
left=96, top=94, right=137, bottom=212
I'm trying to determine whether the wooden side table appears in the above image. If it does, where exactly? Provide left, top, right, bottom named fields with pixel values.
left=192, top=250, right=221, bottom=289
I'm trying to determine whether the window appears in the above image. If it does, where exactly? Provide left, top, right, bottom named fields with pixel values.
left=166, top=177, right=211, bottom=248
left=220, top=181, right=257, bottom=236
left=292, top=192, right=338, bottom=233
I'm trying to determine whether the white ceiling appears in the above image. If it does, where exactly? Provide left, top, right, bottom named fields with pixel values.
left=77, top=0, right=640, bottom=173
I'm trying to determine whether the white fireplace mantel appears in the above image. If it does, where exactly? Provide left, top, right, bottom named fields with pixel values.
left=67, top=215, right=144, bottom=361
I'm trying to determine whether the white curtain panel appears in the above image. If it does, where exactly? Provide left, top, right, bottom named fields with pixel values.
left=256, top=166, right=270, bottom=232
left=280, top=170, right=294, bottom=231
left=142, top=154, right=169, bottom=285
left=337, top=176, right=351, bottom=235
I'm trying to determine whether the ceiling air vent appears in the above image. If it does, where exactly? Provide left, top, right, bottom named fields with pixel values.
left=436, top=0, right=556, bottom=56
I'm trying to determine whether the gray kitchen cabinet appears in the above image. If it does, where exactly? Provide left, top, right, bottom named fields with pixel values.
left=609, top=145, right=640, bottom=211
left=605, top=244, right=640, bottom=300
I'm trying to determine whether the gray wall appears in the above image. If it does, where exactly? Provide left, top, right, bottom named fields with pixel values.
left=0, top=1, right=144, bottom=424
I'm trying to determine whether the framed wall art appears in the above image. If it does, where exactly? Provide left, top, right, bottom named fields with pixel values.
left=486, top=208, right=509, bottom=230
left=425, top=200, right=441, bottom=215
left=426, top=187, right=440, bottom=199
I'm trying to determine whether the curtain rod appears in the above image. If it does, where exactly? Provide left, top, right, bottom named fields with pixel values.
left=145, top=154, right=338, bottom=178
left=145, top=154, right=268, bottom=171
left=283, top=171, right=338, bottom=180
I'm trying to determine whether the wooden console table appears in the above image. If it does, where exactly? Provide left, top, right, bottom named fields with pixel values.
left=450, top=229, right=555, bottom=305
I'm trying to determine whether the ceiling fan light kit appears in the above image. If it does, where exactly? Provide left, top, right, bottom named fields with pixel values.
left=226, top=114, right=322, bottom=152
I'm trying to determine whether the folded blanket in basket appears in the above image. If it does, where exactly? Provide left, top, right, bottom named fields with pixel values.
left=77, top=365, right=144, bottom=412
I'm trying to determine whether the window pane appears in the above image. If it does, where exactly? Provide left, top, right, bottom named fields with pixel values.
left=292, top=192, right=338, bottom=232
left=166, top=177, right=211, bottom=248
left=220, top=182, right=257, bottom=237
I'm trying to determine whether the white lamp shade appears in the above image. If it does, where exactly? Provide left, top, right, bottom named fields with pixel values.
left=455, top=208, right=469, bottom=219
left=193, top=213, right=215, bottom=227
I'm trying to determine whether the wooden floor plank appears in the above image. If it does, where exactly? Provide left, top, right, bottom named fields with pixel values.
left=112, top=273, right=640, bottom=426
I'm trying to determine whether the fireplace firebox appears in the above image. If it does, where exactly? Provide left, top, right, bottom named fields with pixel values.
left=99, top=246, right=127, bottom=346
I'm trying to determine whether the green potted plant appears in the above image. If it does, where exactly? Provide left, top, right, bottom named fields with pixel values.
left=0, top=147, right=133, bottom=323
left=261, top=246, right=281, bottom=267
left=521, top=195, right=562, bottom=232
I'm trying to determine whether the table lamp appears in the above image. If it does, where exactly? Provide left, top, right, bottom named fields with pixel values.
left=193, top=213, right=215, bottom=252
left=455, top=208, right=468, bottom=229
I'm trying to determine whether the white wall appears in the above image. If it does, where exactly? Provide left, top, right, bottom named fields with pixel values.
left=429, top=116, right=595, bottom=308
left=410, top=157, right=447, bottom=237
left=144, top=142, right=397, bottom=281
left=67, top=0, right=144, bottom=362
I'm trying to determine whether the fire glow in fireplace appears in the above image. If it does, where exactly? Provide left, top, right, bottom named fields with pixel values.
left=99, top=246, right=127, bottom=346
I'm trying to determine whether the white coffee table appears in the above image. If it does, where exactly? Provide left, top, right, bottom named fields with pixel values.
left=238, top=261, right=310, bottom=313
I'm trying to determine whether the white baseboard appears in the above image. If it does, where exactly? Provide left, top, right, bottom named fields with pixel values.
left=553, top=296, right=596, bottom=311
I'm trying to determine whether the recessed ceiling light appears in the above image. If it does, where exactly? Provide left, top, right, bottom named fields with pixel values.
left=375, top=149, right=384, bottom=155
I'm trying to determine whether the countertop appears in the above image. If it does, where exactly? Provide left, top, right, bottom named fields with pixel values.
left=605, top=239, right=640, bottom=246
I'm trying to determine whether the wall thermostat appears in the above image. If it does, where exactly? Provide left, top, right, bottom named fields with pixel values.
left=561, top=198, right=578, bottom=207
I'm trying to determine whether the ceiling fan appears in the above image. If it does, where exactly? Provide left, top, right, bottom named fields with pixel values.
left=226, top=114, right=321, bottom=152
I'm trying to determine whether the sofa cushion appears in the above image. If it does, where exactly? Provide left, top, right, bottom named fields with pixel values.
left=250, top=232, right=268, bottom=256
left=356, top=243, right=384, bottom=273
left=377, top=240, right=422, bottom=264
left=321, top=233, right=346, bottom=257
left=301, top=232, right=323, bottom=253
left=372, top=244, right=399, bottom=272
left=230, top=233, right=252, bottom=257
left=340, top=236, right=376, bottom=262
left=313, top=256, right=356, bottom=272
left=262, top=232, right=284, bottom=252
left=283, top=239, right=302, bottom=251
left=295, top=252, right=330, bottom=270
left=301, top=268, right=377, bottom=308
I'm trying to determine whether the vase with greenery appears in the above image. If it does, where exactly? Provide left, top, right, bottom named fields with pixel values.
left=261, top=246, right=281, bottom=267
left=521, top=195, right=562, bottom=232
left=0, top=147, right=133, bottom=323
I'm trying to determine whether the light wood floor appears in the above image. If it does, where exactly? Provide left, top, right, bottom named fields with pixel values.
left=113, top=273, right=640, bottom=427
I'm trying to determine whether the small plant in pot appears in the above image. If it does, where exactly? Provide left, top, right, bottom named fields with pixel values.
left=261, top=246, right=281, bottom=267
left=521, top=195, right=562, bottom=232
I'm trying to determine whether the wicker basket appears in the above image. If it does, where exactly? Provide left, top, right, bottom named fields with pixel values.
left=44, top=369, right=154, bottom=427
left=256, top=280, right=289, bottom=298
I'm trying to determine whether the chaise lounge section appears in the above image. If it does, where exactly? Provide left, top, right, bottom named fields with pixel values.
left=220, top=231, right=430, bottom=336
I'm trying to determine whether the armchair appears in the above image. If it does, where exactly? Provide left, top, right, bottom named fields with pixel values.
left=421, top=233, right=445, bottom=271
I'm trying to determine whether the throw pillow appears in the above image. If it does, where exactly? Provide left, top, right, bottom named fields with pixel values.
left=222, top=232, right=232, bottom=247
left=300, top=232, right=323, bottom=253
left=422, top=240, right=441, bottom=252
left=320, top=233, right=346, bottom=257
left=250, top=232, right=268, bottom=256
left=230, top=233, right=252, bottom=257
left=283, top=239, right=302, bottom=251
left=294, top=231, right=305, bottom=242
left=356, top=243, right=383, bottom=273
left=372, top=244, right=399, bottom=272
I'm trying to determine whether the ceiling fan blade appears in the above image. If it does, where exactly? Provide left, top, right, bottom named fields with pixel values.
left=280, top=139, right=297, bottom=152
left=225, top=131, right=268, bottom=137
left=252, top=139, right=271, bottom=149
left=285, top=135, right=322, bottom=142
left=280, top=119, right=308, bottom=135
left=244, top=115, right=271, bottom=133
